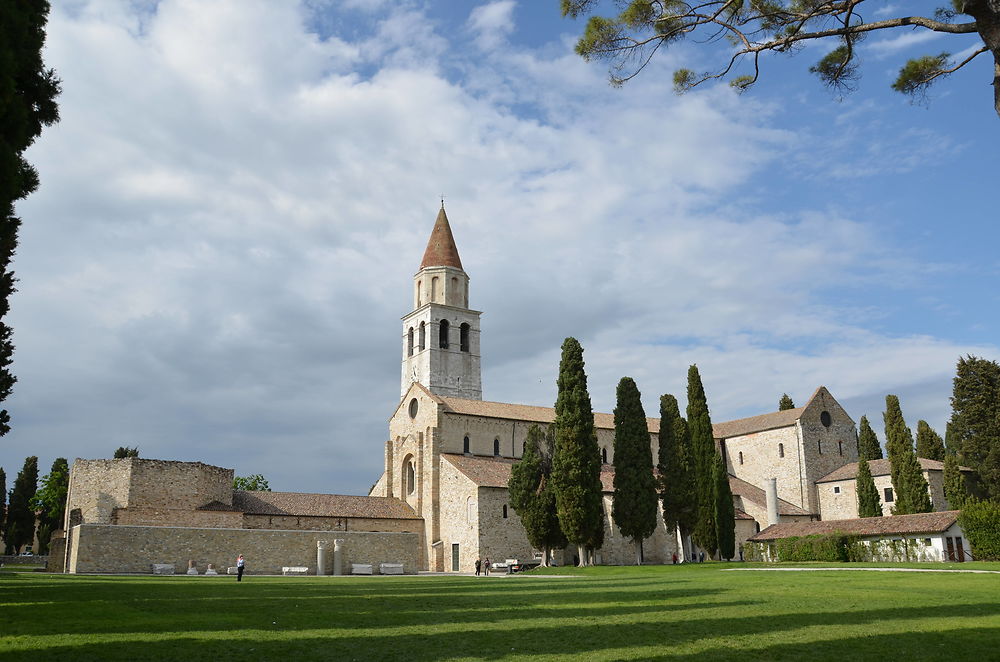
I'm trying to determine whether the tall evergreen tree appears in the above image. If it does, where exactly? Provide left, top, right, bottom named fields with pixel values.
left=856, top=457, right=882, bottom=518
left=857, top=415, right=883, bottom=460
left=713, top=453, right=735, bottom=561
left=4, top=456, right=38, bottom=553
left=509, top=424, right=566, bottom=565
left=778, top=394, right=795, bottom=411
left=0, top=467, right=6, bottom=537
left=916, top=420, right=946, bottom=461
left=658, top=394, right=696, bottom=557
left=0, top=1, right=61, bottom=438
left=949, top=356, right=1000, bottom=499
left=551, top=337, right=604, bottom=566
left=942, top=452, right=969, bottom=511
left=611, top=377, right=658, bottom=565
left=687, top=365, right=717, bottom=557
left=32, top=457, right=68, bottom=554
left=883, top=395, right=932, bottom=515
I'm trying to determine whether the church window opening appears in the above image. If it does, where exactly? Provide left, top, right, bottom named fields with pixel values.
left=419, top=322, right=426, bottom=350
left=408, top=398, right=419, bottom=419
left=460, top=323, right=470, bottom=352
left=463, top=435, right=470, bottom=454
left=451, top=276, right=458, bottom=302
left=439, top=319, right=450, bottom=349
left=817, top=440, right=823, bottom=455
left=884, top=487, right=894, bottom=503
left=432, top=276, right=439, bottom=302
left=407, top=327, right=414, bottom=357
left=466, top=496, right=474, bottom=524
left=838, top=440, right=843, bottom=456
left=602, top=447, right=608, bottom=464
left=820, top=411, right=832, bottom=427
left=778, top=443, right=784, bottom=458
left=738, top=451, right=744, bottom=465
left=417, top=280, right=422, bottom=307
left=452, top=543, right=460, bottom=571
left=502, top=504, right=508, bottom=519
left=404, top=458, right=416, bottom=496
left=833, top=486, right=841, bottom=494
left=493, top=438, right=500, bottom=456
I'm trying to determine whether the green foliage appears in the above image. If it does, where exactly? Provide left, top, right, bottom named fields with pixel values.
left=0, top=0, right=61, bottom=438
left=672, top=68, right=696, bottom=93
left=4, top=456, right=38, bottom=554
left=768, top=532, right=861, bottom=562
left=509, top=425, right=567, bottom=559
left=575, top=16, right=624, bottom=62
left=808, top=44, right=859, bottom=90
left=232, top=474, right=271, bottom=491
left=856, top=458, right=882, bottom=518
left=114, top=446, right=139, bottom=458
left=778, top=394, right=795, bottom=411
left=611, top=378, right=658, bottom=561
left=0, top=467, right=6, bottom=530
left=884, top=395, right=931, bottom=515
left=33, top=457, right=69, bottom=553
left=713, top=453, right=735, bottom=560
left=857, top=415, right=883, bottom=460
left=943, top=452, right=968, bottom=510
left=687, top=365, right=717, bottom=556
left=959, top=500, right=1000, bottom=560
left=949, top=356, right=1000, bottom=499
left=916, top=420, right=946, bottom=461
left=551, top=338, right=604, bottom=558
left=892, top=53, right=950, bottom=97
left=658, top=394, right=696, bottom=537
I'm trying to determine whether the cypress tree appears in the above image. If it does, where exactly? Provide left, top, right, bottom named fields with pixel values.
left=658, top=394, right=696, bottom=557
left=32, top=457, right=69, bottom=554
left=4, top=456, right=38, bottom=553
left=916, top=420, right=946, bottom=461
left=0, top=467, right=6, bottom=533
left=942, top=452, right=968, bottom=511
left=509, top=425, right=566, bottom=565
left=778, top=394, right=795, bottom=411
left=0, top=1, right=61, bottom=438
left=857, top=415, right=883, bottom=460
left=883, top=395, right=932, bottom=515
left=856, top=457, right=882, bottom=517
left=687, top=365, right=717, bottom=557
left=611, top=377, right=658, bottom=565
left=713, top=452, right=735, bottom=560
left=551, top=337, right=604, bottom=566
left=949, top=356, right=1000, bottom=499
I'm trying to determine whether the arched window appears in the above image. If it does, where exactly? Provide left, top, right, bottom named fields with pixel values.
left=439, top=319, right=449, bottom=349
left=416, top=280, right=422, bottom=307
left=493, top=438, right=500, bottom=456
left=463, top=435, right=470, bottom=454
left=431, top=276, right=439, bottom=302
left=407, top=327, right=414, bottom=357
left=502, top=504, right=508, bottom=519
left=466, top=496, right=474, bottom=524
left=404, top=458, right=415, bottom=496
left=460, top=323, right=470, bottom=352
left=602, top=447, right=608, bottom=464
left=778, top=443, right=784, bottom=458
left=418, top=322, right=426, bottom=351
left=451, top=276, right=458, bottom=302
left=738, top=451, right=744, bottom=465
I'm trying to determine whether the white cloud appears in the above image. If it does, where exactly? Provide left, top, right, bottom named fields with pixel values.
left=866, top=30, right=944, bottom=59
left=467, top=1, right=517, bottom=50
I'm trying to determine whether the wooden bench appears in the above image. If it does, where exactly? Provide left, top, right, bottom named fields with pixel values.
left=379, top=563, right=404, bottom=575
left=282, top=566, right=309, bottom=575
left=351, top=563, right=373, bottom=575
left=151, top=563, right=175, bottom=575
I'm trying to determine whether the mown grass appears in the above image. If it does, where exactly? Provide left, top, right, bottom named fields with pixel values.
left=1, top=563, right=999, bottom=661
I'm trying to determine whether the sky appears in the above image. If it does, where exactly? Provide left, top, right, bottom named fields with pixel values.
left=4, top=0, right=998, bottom=495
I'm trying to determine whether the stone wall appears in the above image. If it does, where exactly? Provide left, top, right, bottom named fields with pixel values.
left=128, top=459, right=232, bottom=510
left=66, top=524, right=419, bottom=575
left=724, top=426, right=807, bottom=510
left=476, top=486, right=534, bottom=567
left=65, top=459, right=132, bottom=526
left=797, top=391, right=858, bottom=514
left=818, top=469, right=950, bottom=520
left=242, top=514, right=422, bottom=534
left=113, top=507, right=243, bottom=529
left=437, top=458, right=479, bottom=571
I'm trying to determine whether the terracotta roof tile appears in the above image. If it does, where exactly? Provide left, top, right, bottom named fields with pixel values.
left=712, top=407, right=805, bottom=439
left=734, top=508, right=755, bottom=521
left=816, top=458, right=974, bottom=483
left=233, top=491, right=420, bottom=520
left=420, top=207, right=464, bottom=270
left=443, top=453, right=619, bottom=493
left=748, top=510, right=960, bottom=541
left=728, top=475, right=812, bottom=516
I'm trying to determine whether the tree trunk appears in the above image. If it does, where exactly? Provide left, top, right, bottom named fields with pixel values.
left=967, top=1, right=1000, bottom=117
left=577, top=543, right=587, bottom=566
left=635, top=539, right=643, bottom=566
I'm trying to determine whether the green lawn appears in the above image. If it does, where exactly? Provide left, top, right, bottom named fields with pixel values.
left=2, top=564, right=999, bottom=661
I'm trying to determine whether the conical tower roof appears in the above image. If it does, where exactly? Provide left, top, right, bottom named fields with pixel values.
left=420, top=206, right=464, bottom=270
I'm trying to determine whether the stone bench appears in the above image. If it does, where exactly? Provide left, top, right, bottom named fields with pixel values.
left=351, top=563, right=373, bottom=575
left=227, top=567, right=239, bottom=575
left=379, top=563, right=404, bottom=575
left=151, top=563, right=174, bottom=575
left=282, top=566, right=309, bottom=575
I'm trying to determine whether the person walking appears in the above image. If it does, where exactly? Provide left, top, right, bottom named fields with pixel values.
left=475, top=558, right=481, bottom=576
left=236, top=554, right=246, bottom=582
left=483, top=557, right=490, bottom=576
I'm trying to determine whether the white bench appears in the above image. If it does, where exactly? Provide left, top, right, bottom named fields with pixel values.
left=379, top=563, right=404, bottom=575
left=227, top=567, right=239, bottom=575
left=151, top=563, right=174, bottom=575
left=282, top=566, right=309, bottom=575
left=351, top=563, right=373, bottom=575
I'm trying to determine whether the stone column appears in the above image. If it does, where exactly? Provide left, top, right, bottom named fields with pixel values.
left=316, top=540, right=328, bottom=576
left=766, top=477, right=780, bottom=527
left=333, top=539, right=345, bottom=576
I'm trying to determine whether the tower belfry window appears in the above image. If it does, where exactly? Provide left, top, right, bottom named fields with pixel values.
left=419, top=322, right=426, bottom=351
left=439, top=319, right=450, bottom=349
left=407, top=328, right=414, bottom=357
left=493, top=438, right=500, bottom=456
left=460, top=323, right=470, bottom=352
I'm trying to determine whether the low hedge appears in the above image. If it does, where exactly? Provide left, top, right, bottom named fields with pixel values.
left=959, top=500, right=1000, bottom=561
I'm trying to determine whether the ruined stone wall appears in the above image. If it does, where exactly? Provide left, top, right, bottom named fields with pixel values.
left=65, top=459, right=132, bottom=526
left=127, top=459, right=233, bottom=510
left=66, top=524, right=420, bottom=575
left=242, top=514, right=422, bottom=534
left=113, top=507, right=243, bottom=529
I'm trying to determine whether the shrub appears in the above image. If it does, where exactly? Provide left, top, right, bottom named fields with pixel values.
left=959, top=500, right=1000, bottom=561
left=745, top=533, right=865, bottom=562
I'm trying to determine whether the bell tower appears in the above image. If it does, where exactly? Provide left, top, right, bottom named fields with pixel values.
left=401, top=205, right=482, bottom=400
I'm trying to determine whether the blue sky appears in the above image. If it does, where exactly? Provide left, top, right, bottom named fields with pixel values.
left=3, top=0, right=997, bottom=495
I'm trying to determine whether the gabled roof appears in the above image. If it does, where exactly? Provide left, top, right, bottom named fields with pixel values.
left=728, top=475, right=812, bottom=516
left=233, top=491, right=420, bottom=520
left=712, top=407, right=805, bottom=439
left=748, top=510, right=960, bottom=541
left=438, top=396, right=660, bottom=433
left=392, top=382, right=446, bottom=420
left=816, top=458, right=974, bottom=483
left=419, top=206, right=464, bottom=270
